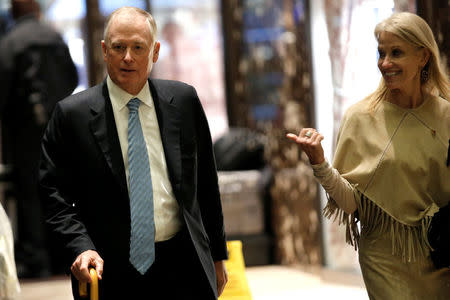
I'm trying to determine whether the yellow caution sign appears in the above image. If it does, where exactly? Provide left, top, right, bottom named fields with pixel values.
left=219, top=240, right=252, bottom=300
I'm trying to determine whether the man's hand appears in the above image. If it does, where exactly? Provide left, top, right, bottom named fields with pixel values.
left=71, top=250, right=104, bottom=283
left=214, top=260, right=228, bottom=296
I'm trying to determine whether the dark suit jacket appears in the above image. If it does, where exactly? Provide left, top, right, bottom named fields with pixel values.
left=39, top=79, right=228, bottom=296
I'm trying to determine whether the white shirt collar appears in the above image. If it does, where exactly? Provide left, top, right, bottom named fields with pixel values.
left=107, top=76, right=153, bottom=111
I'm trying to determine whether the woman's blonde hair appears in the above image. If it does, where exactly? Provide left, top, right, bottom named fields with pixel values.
left=368, top=12, right=449, bottom=110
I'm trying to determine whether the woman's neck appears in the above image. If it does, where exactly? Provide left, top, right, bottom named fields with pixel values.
left=387, top=88, right=424, bottom=109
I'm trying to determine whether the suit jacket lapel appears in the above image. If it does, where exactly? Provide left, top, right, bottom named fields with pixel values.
left=149, top=79, right=182, bottom=194
left=88, top=82, right=128, bottom=194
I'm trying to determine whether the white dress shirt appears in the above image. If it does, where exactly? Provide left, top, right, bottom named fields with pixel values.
left=107, top=76, right=181, bottom=242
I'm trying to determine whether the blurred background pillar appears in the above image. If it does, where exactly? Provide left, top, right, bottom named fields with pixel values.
left=416, top=0, right=449, bottom=71
left=222, top=0, right=322, bottom=266
left=221, top=0, right=247, bottom=128
left=266, top=0, right=321, bottom=266
left=85, top=0, right=104, bottom=86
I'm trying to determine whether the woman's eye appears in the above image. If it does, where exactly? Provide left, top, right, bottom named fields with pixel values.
left=392, top=49, right=402, bottom=57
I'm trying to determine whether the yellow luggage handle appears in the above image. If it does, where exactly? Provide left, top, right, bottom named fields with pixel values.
left=79, top=268, right=99, bottom=300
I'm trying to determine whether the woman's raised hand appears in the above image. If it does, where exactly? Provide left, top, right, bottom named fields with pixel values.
left=286, top=128, right=325, bottom=165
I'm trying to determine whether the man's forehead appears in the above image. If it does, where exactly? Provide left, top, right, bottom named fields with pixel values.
left=108, top=33, right=153, bottom=44
left=108, top=18, right=153, bottom=42
left=110, top=16, right=145, bottom=30
left=110, top=39, right=148, bottom=45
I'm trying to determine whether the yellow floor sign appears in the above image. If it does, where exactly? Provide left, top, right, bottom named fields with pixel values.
left=219, top=240, right=252, bottom=300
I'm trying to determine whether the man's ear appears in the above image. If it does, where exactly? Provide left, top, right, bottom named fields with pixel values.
left=101, top=40, right=107, bottom=61
left=153, top=42, right=160, bottom=63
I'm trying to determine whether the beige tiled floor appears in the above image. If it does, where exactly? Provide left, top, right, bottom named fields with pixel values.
left=17, top=276, right=71, bottom=300
left=17, top=265, right=368, bottom=300
left=246, top=265, right=367, bottom=299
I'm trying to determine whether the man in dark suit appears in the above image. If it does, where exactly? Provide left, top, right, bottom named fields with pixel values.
left=39, top=6, right=228, bottom=299
left=0, top=0, right=78, bottom=277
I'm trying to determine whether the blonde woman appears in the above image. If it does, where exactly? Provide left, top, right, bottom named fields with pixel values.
left=287, top=12, right=450, bottom=299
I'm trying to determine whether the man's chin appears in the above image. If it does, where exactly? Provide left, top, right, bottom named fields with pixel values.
left=116, top=80, right=146, bottom=95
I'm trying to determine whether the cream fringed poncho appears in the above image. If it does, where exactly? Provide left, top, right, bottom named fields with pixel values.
left=321, top=94, right=450, bottom=262
left=0, top=204, right=20, bottom=300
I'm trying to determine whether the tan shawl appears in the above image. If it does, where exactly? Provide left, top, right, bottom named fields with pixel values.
left=324, top=94, right=450, bottom=261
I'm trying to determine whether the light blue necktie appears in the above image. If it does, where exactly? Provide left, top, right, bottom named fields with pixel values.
left=127, top=98, right=155, bottom=275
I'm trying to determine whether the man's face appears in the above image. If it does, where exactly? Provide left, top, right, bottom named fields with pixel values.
left=102, top=13, right=160, bottom=95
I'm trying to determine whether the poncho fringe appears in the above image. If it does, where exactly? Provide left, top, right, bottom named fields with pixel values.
left=323, top=193, right=433, bottom=263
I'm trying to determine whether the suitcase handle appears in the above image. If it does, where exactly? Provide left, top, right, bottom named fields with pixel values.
left=79, top=268, right=99, bottom=300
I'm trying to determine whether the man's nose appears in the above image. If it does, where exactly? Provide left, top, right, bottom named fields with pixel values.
left=123, top=48, right=133, bottom=61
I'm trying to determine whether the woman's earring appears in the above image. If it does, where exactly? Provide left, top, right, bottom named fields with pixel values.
left=421, top=68, right=429, bottom=83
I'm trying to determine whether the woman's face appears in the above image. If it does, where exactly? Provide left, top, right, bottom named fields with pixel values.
left=377, top=31, right=428, bottom=94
